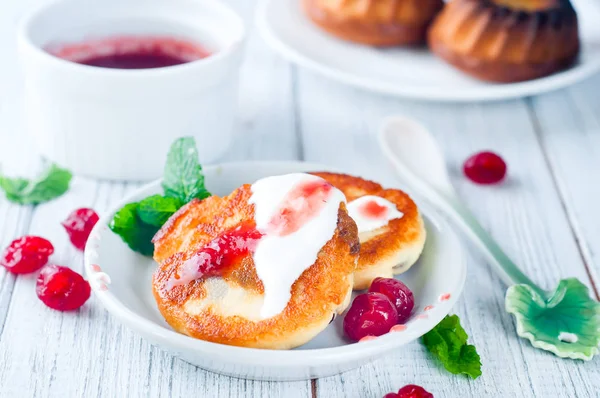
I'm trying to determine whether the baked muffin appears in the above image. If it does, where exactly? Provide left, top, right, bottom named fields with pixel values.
left=312, top=172, right=426, bottom=290
left=303, top=0, right=445, bottom=46
left=428, top=0, right=580, bottom=82
left=152, top=175, right=359, bottom=349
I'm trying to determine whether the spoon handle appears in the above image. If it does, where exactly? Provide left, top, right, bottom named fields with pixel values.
left=441, top=195, right=545, bottom=296
left=403, top=174, right=546, bottom=296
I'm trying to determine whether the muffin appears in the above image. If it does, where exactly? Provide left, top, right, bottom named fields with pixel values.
left=428, top=0, right=580, bottom=82
left=303, top=0, right=445, bottom=46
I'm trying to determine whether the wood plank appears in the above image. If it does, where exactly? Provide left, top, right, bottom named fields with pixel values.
left=295, top=72, right=600, bottom=397
left=528, top=74, right=600, bottom=295
left=0, top=0, right=39, bottom=335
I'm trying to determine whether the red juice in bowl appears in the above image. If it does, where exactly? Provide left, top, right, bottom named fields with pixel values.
left=47, top=36, right=211, bottom=69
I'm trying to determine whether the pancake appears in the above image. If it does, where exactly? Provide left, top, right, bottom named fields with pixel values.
left=152, top=182, right=359, bottom=349
left=312, top=172, right=426, bottom=290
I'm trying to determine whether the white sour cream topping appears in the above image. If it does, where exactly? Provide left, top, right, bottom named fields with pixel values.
left=249, top=173, right=346, bottom=319
left=347, top=195, right=403, bottom=233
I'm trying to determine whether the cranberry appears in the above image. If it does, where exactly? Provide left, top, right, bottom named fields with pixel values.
left=369, top=277, right=415, bottom=323
left=343, top=292, right=398, bottom=342
left=36, top=265, right=91, bottom=311
left=463, top=151, right=507, bottom=184
left=0, top=236, right=54, bottom=274
left=384, top=394, right=399, bottom=398
left=397, top=384, right=433, bottom=398
left=62, top=208, right=99, bottom=250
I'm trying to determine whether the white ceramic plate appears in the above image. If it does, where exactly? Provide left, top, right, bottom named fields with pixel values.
left=256, top=0, right=600, bottom=102
left=84, top=161, right=466, bottom=381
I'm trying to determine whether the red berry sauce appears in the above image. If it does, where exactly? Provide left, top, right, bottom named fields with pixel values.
left=360, top=200, right=388, bottom=219
left=266, top=179, right=333, bottom=236
left=463, top=151, right=507, bottom=185
left=36, top=265, right=91, bottom=311
left=80, top=53, right=188, bottom=69
left=62, top=208, right=99, bottom=250
left=168, top=225, right=264, bottom=289
left=343, top=292, right=399, bottom=342
left=48, top=36, right=211, bottom=69
left=369, top=277, right=415, bottom=323
left=0, top=236, right=54, bottom=274
left=166, top=177, right=337, bottom=291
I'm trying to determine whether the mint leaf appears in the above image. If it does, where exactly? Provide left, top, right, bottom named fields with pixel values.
left=138, top=195, right=182, bottom=227
left=446, top=344, right=482, bottom=378
left=162, top=137, right=211, bottom=203
left=0, top=163, right=72, bottom=205
left=0, top=177, right=29, bottom=202
left=19, top=164, right=72, bottom=204
left=422, top=315, right=482, bottom=379
left=109, top=202, right=157, bottom=256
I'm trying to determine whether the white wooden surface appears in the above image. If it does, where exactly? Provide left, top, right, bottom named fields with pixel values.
left=1, top=0, right=599, bottom=397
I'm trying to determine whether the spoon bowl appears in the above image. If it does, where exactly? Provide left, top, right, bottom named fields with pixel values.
left=380, top=117, right=454, bottom=194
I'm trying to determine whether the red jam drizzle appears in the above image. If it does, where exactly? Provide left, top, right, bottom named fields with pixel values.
left=359, top=199, right=389, bottom=219
left=47, top=36, right=211, bottom=69
left=265, top=180, right=333, bottom=237
left=167, top=178, right=336, bottom=290
left=390, top=324, right=407, bottom=332
left=168, top=225, right=263, bottom=289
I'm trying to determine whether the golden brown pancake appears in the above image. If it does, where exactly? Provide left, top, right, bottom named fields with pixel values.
left=152, top=184, right=359, bottom=349
left=312, top=172, right=426, bottom=290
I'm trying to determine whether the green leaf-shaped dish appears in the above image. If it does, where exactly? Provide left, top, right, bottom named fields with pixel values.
left=506, top=278, right=600, bottom=360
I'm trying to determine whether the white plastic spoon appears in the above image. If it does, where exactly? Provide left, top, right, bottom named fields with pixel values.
left=379, top=116, right=600, bottom=360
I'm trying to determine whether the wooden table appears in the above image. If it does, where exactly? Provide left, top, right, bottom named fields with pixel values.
left=1, top=1, right=599, bottom=397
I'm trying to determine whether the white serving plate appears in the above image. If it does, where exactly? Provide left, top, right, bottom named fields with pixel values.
left=84, top=161, right=466, bottom=381
left=257, top=0, right=600, bottom=102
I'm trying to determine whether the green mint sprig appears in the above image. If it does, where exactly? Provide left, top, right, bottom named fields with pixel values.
left=109, top=137, right=210, bottom=256
left=110, top=203, right=157, bottom=257
left=422, top=315, right=482, bottom=379
left=138, top=195, right=183, bottom=227
left=0, top=163, right=72, bottom=205
left=162, top=137, right=211, bottom=204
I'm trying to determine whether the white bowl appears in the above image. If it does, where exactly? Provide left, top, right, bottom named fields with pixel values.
left=17, top=0, right=245, bottom=181
left=84, top=161, right=467, bottom=381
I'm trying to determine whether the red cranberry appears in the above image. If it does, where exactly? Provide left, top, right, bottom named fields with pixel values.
left=384, top=394, right=399, bottom=398
left=397, top=384, right=433, bottom=398
left=369, top=277, right=415, bottom=323
left=343, top=292, right=398, bottom=342
left=0, top=236, right=54, bottom=274
left=62, top=208, right=99, bottom=250
left=36, top=265, right=91, bottom=311
left=463, top=151, right=507, bottom=184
